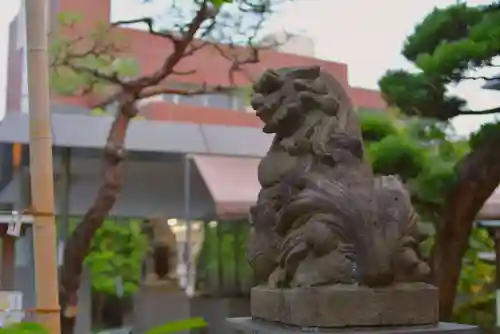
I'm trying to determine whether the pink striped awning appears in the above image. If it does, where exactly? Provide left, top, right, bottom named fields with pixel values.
left=192, top=155, right=261, bottom=219
left=479, top=195, right=500, bottom=220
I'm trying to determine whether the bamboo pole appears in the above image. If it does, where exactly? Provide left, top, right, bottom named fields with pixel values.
left=25, top=0, right=61, bottom=332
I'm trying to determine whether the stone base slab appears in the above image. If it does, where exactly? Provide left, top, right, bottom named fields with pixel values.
left=251, top=283, right=439, bottom=328
left=132, top=287, right=189, bottom=334
left=227, top=318, right=479, bottom=334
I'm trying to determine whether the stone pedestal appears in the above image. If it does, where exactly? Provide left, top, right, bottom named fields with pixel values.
left=226, top=318, right=479, bottom=334
left=232, top=283, right=479, bottom=333
left=132, top=282, right=189, bottom=334
left=251, top=283, right=439, bottom=328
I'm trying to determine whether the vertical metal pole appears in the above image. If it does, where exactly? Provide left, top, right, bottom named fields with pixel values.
left=25, top=0, right=61, bottom=331
left=1, top=235, right=15, bottom=289
left=19, top=168, right=36, bottom=319
left=183, top=155, right=193, bottom=294
left=494, top=229, right=500, bottom=328
left=58, top=148, right=72, bottom=255
left=216, top=222, right=224, bottom=296
left=233, top=223, right=240, bottom=295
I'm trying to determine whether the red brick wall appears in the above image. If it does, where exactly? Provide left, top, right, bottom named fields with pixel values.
left=141, top=102, right=263, bottom=127
left=350, top=87, right=387, bottom=110
left=4, top=0, right=386, bottom=125
left=59, top=0, right=110, bottom=27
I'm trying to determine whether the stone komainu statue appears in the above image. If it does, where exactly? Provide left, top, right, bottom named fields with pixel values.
left=246, top=66, right=430, bottom=289
left=141, top=217, right=179, bottom=285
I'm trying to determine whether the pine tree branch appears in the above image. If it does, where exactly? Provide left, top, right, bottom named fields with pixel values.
left=460, top=107, right=500, bottom=115
left=461, top=75, right=497, bottom=81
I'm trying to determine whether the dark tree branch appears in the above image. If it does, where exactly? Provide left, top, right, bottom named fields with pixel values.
left=172, top=69, right=197, bottom=75
left=56, top=1, right=292, bottom=332
left=460, top=107, right=500, bottom=116
left=431, top=129, right=500, bottom=319
left=461, top=75, right=497, bottom=81
left=112, top=17, right=179, bottom=43
left=130, top=0, right=211, bottom=89
left=58, top=3, right=215, bottom=333
left=65, top=63, right=123, bottom=85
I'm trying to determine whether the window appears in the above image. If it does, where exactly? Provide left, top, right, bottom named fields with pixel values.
left=137, top=94, right=164, bottom=107
left=163, top=94, right=178, bottom=104
left=232, top=96, right=248, bottom=111
left=160, top=85, right=248, bottom=112
left=205, top=94, right=233, bottom=109
left=177, top=94, right=206, bottom=107
left=20, top=47, right=29, bottom=114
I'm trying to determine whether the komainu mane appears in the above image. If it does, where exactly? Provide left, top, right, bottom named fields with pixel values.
left=246, top=66, right=430, bottom=288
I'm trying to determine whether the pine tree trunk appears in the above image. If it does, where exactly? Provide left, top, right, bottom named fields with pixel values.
left=59, top=94, right=138, bottom=334
left=432, top=131, right=500, bottom=320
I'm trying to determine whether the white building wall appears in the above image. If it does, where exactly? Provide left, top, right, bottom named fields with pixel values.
left=16, top=0, right=51, bottom=115
left=261, top=32, right=315, bottom=58
left=17, top=1, right=29, bottom=115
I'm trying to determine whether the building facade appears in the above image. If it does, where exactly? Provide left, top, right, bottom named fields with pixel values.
left=3, top=3, right=500, bottom=329
left=2, top=0, right=500, bottom=255
left=0, top=1, right=392, bottom=303
left=0, top=0, right=388, bottom=218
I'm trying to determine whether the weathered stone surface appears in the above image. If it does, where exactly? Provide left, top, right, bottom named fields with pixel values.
left=227, top=317, right=479, bottom=334
left=250, top=283, right=439, bottom=328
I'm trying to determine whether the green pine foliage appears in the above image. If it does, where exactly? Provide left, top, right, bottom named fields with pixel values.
left=376, top=2, right=500, bottom=324
left=379, top=2, right=500, bottom=121
left=359, top=110, right=495, bottom=328
left=358, top=110, right=464, bottom=219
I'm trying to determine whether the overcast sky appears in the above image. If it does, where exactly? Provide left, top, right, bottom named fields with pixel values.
left=0, top=0, right=499, bottom=135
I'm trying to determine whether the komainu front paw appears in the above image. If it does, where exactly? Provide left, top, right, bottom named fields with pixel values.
left=268, top=267, right=287, bottom=288
left=292, top=249, right=356, bottom=287
left=394, top=247, right=430, bottom=282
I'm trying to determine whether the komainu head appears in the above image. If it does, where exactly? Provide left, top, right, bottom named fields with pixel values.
left=250, top=66, right=351, bottom=135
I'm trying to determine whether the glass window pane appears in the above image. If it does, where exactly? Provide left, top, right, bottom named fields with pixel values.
left=178, top=94, right=206, bottom=106
left=163, top=94, right=177, bottom=103
left=233, top=96, right=247, bottom=111
left=206, top=94, right=233, bottom=109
